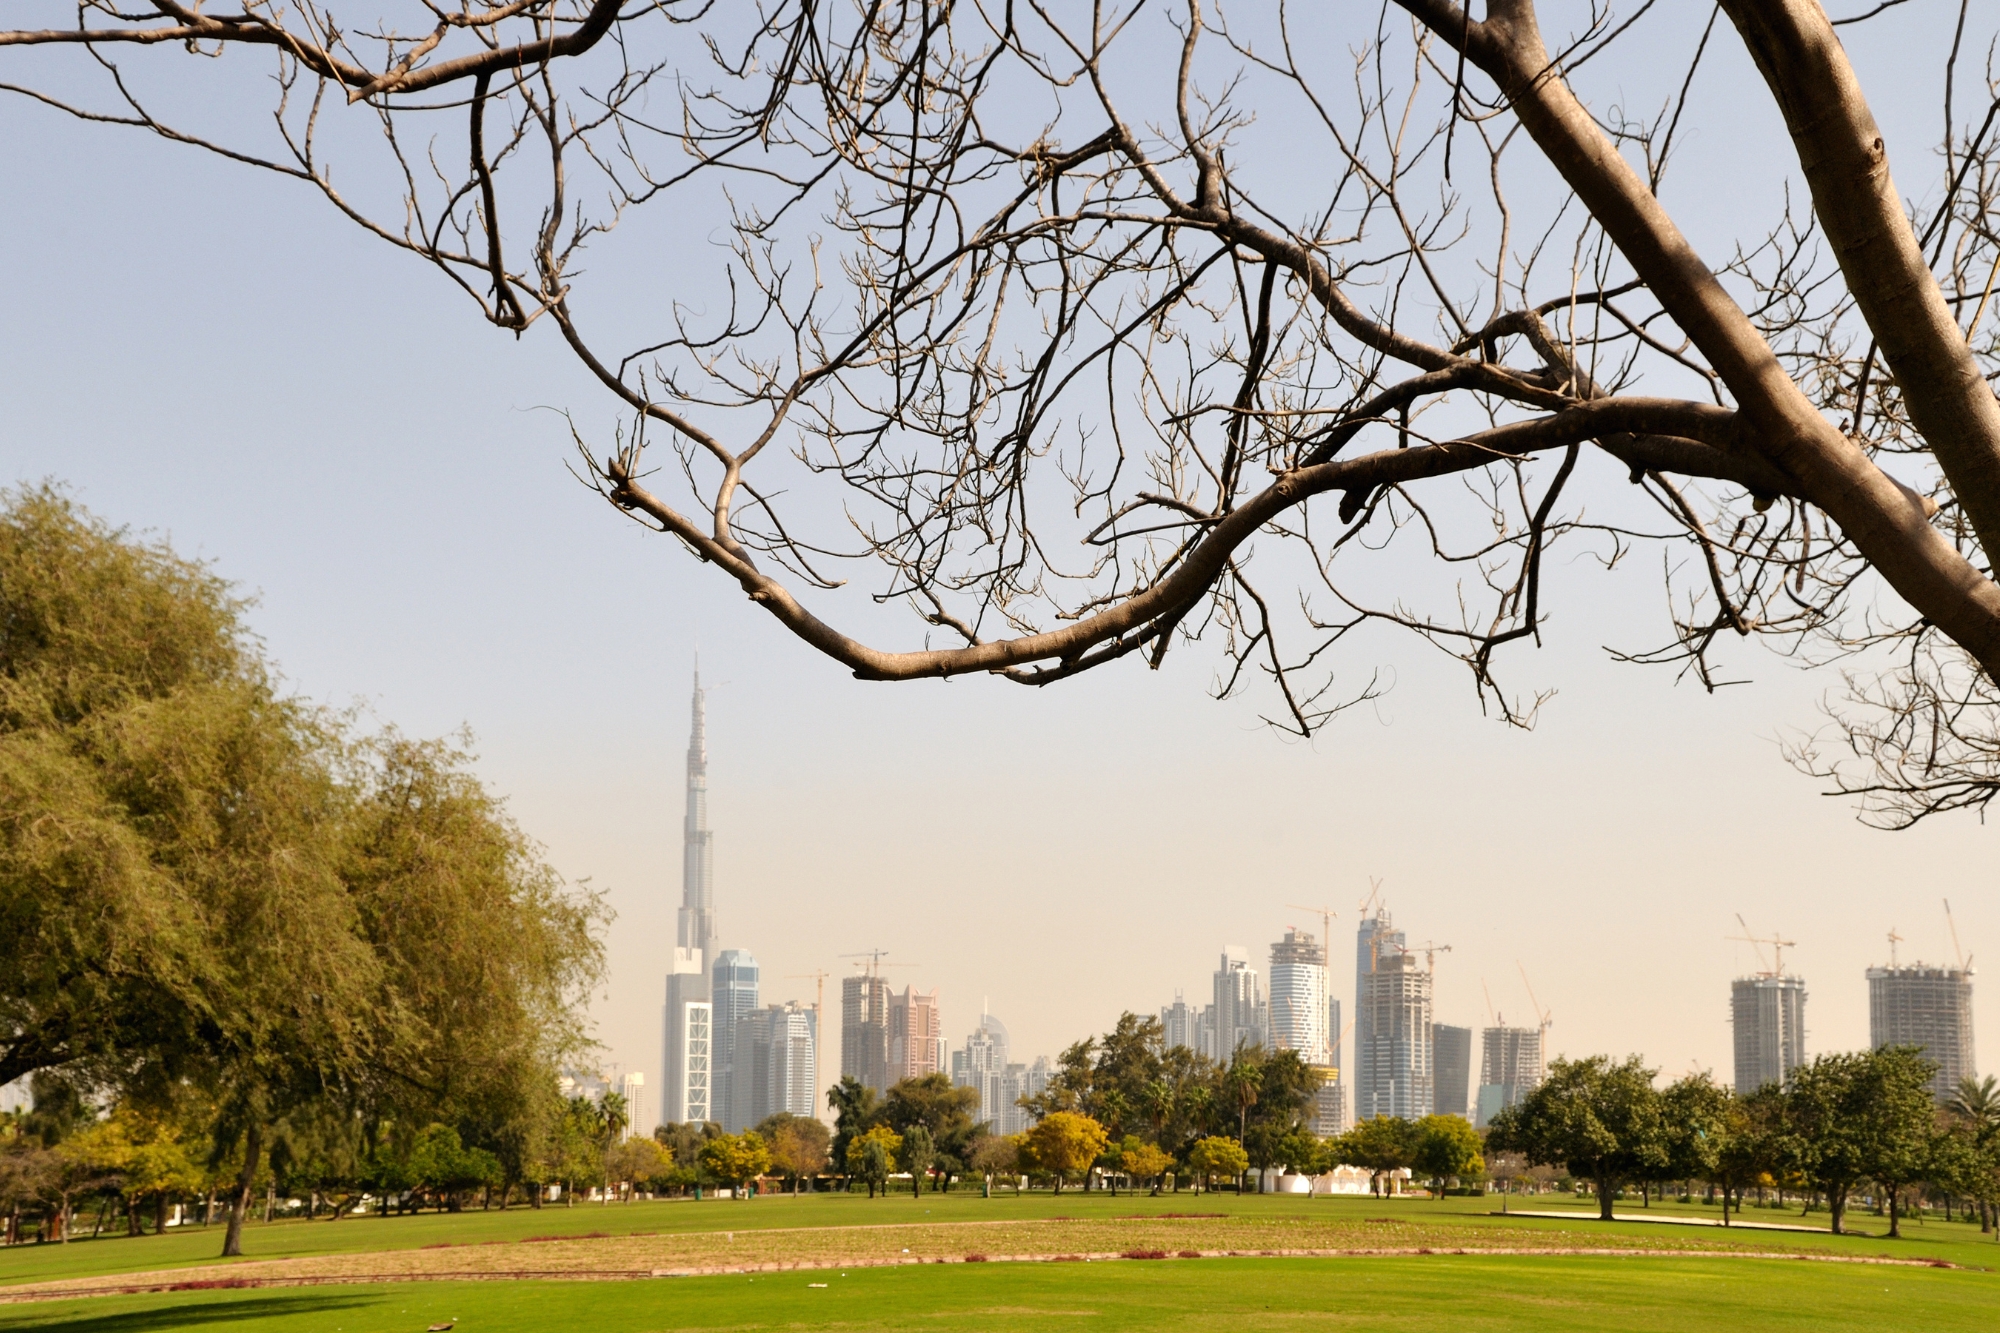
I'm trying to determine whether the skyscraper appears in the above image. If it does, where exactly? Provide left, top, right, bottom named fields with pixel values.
left=679, top=668, right=718, bottom=970
left=1474, top=1024, right=1542, bottom=1127
left=1159, top=993, right=1200, bottom=1052
left=841, top=971, right=892, bottom=1093
left=1869, top=963, right=1976, bottom=1102
left=1269, top=929, right=1331, bottom=1064
left=1209, top=947, right=1267, bottom=1060
left=888, top=987, right=943, bottom=1082
left=733, top=1001, right=818, bottom=1127
left=664, top=670, right=720, bottom=1126
left=1731, top=974, right=1807, bottom=1093
left=1433, top=1024, right=1472, bottom=1118
left=951, top=1010, right=1012, bottom=1132
left=1356, top=950, right=1431, bottom=1120
left=662, top=948, right=712, bottom=1125
left=1353, top=908, right=1407, bottom=1118
left=711, top=949, right=760, bottom=1130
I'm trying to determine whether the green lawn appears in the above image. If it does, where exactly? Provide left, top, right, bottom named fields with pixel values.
left=0, top=1253, right=1993, bottom=1333
left=5, top=1190, right=1997, bottom=1288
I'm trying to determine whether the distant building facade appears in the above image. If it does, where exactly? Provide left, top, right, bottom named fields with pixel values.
left=1159, top=994, right=1201, bottom=1052
left=1731, top=975, right=1807, bottom=1093
left=711, top=949, right=760, bottom=1130
left=1356, top=949, right=1431, bottom=1120
left=1269, top=929, right=1331, bottom=1065
left=1474, top=1025, right=1542, bottom=1128
left=662, top=947, right=713, bottom=1125
left=1209, top=946, right=1267, bottom=1060
left=841, top=972, right=892, bottom=1093
left=951, top=1011, right=1014, bottom=1132
left=1433, top=1024, right=1472, bottom=1119
left=887, top=987, right=943, bottom=1082
left=1869, top=964, right=1977, bottom=1102
left=733, top=1001, right=817, bottom=1127
left=1353, top=909, right=1408, bottom=1118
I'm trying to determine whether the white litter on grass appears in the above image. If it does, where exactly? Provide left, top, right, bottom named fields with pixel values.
left=809, top=1283, right=828, bottom=1288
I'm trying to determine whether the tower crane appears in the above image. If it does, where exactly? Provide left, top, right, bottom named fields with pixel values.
left=1286, top=903, right=1340, bottom=966
left=1944, top=899, right=1974, bottom=972
left=1886, top=926, right=1904, bottom=968
left=785, top=970, right=831, bottom=1026
left=1727, top=914, right=1797, bottom=978
left=1518, top=963, right=1554, bottom=1080
left=1402, top=940, right=1453, bottom=974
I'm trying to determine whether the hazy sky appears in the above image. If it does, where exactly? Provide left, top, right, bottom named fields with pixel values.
left=3, top=4, right=1991, bottom=1122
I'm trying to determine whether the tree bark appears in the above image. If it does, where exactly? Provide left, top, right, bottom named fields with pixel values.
left=1398, top=0, right=2000, bottom=676
left=1889, top=1186, right=1902, bottom=1238
left=1717, top=0, right=2000, bottom=571
left=221, top=1123, right=262, bottom=1258
left=1596, top=1177, right=1615, bottom=1222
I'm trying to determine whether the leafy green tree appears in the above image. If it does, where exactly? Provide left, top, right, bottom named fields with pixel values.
left=1944, top=1075, right=2000, bottom=1231
left=1117, top=1137, right=1173, bottom=1193
left=1783, top=1046, right=1938, bottom=1236
left=1334, top=1116, right=1419, bottom=1196
left=826, top=1076, right=879, bottom=1177
left=898, top=1124, right=936, bottom=1198
left=699, top=1130, right=772, bottom=1196
left=1654, top=1073, right=1728, bottom=1204
left=759, top=1115, right=830, bottom=1193
left=1486, top=1055, right=1667, bottom=1221
left=604, top=1137, right=670, bottom=1198
left=1020, top=1111, right=1109, bottom=1194
left=1184, top=1136, right=1249, bottom=1193
left=845, top=1125, right=901, bottom=1198
left=1412, top=1115, right=1484, bottom=1198
left=880, top=1074, right=980, bottom=1183
left=1238, top=1049, right=1321, bottom=1185
left=0, top=488, right=605, bottom=1255
left=1712, top=1085, right=1782, bottom=1225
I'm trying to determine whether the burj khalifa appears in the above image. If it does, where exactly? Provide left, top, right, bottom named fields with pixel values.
left=678, top=666, right=718, bottom=967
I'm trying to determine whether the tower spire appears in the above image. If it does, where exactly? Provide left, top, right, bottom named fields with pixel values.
left=678, top=664, right=717, bottom=968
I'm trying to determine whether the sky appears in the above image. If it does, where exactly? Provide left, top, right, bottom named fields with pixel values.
left=3, top=3, right=1993, bottom=1126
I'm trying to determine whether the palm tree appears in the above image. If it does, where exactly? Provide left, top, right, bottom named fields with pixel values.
left=1947, top=1075, right=2000, bottom=1137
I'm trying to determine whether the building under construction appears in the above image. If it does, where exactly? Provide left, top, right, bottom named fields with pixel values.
left=1474, top=1025, right=1542, bottom=1127
left=1731, top=975, right=1808, bottom=1093
left=1869, top=964, right=1976, bottom=1101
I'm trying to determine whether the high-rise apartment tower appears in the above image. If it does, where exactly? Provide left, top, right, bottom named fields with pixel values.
left=732, top=1001, right=818, bottom=1127
left=1269, top=929, right=1331, bottom=1065
left=841, top=972, right=893, bottom=1093
left=1869, top=963, right=1976, bottom=1102
left=1356, top=949, right=1432, bottom=1120
left=711, top=949, right=760, bottom=1130
left=1209, top=947, right=1267, bottom=1060
left=1354, top=909, right=1416, bottom=1118
left=1433, top=1024, right=1472, bottom=1119
left=1474, top=1025, right=1542, bottom=1127
left=1731, top=975, right=1807, bottom=1093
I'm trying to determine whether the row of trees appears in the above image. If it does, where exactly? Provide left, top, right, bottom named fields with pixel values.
left=0, top=487, right=608, bottom=1252
left=1490, top=1051, right=2000, bottom=1235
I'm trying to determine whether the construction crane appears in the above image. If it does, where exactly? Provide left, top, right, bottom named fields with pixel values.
left=1943, top=900, right=1974, bottom=972
left=1286, top=902, right=1340, bottom=966
left=785, top=970, right=831, bottom=1026
left=1728, top=914, right=1797, bottom=978
left=1481, top=979, right=1499, bottom=1029
left=1357, top=877, right=1385, bottom=918
left=1518, top=963, right=1554, bottom=1079
left=1886, top=926, right=1904, bottom=968
left=1401, top=940, right=1453, bottom=974
left=838, top=949, right=917, bottom=976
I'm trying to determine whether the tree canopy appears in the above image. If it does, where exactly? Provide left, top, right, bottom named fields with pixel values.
left=13, top=5, right=2000, bottom=817
left=0, top=485, right=605, bottom=1252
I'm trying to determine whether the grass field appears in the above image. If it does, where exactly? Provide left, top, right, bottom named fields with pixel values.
left=2, top=1192, right=1994, bottom=1331
left=0, top=1253, right=1993, bottom=1333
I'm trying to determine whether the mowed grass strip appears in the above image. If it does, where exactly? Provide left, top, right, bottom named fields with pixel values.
left=0, top=1253, right=1993, bottom=1333
left=6, top=1193, right=1992, bottom=1294
left=0, top=1211, right=1932, bottom=1301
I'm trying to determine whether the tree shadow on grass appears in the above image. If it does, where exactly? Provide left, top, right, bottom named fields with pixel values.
left=0, top=1292, right=379, bottom=1332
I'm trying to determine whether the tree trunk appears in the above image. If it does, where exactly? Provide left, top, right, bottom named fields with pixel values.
left=1596, top=1177, right=1615, bottom=1222
left=156, top=1192, right=169, bottom=1236
left=1888, top=1186, right=1902, bottom=1239
left=222, top=1123, right=262, bottom=1258
left=1829, top=1186, right=1846, bottom=1236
